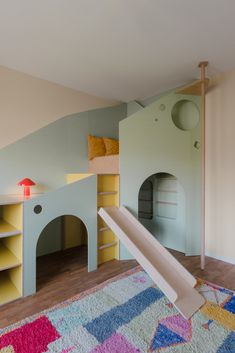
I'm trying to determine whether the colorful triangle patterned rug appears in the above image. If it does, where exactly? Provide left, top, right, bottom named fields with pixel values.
left=1, top=267, right=235, bottom=353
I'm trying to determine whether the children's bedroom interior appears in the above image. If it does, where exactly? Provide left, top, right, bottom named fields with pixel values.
left=0, top=1, right=235, bottom=352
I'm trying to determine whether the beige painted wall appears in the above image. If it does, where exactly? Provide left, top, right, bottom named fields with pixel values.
left=206, top=69, right=235, bottom=263
left=0, top=66, right=117, bottom=148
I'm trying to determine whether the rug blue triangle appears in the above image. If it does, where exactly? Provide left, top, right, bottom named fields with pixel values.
left=223, top=296, right=235, bottom=314
left=151, top=323, right=186, bottom=350
left=216, top=332, right=235, bottom=353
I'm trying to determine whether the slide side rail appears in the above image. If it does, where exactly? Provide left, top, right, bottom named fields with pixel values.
left=120, top=206, right=196, bottom=288
left=98, top=207, right=178, bottom=303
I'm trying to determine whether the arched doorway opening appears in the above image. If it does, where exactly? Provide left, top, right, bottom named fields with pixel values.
left=138, top=172, right=186, bottom=253
left=36, top=215, right=87, bottom=290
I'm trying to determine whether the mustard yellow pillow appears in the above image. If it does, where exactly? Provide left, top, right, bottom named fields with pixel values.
left=88, top=135, right=106, bottom=160
left=103, top=137, right=119, bottom=156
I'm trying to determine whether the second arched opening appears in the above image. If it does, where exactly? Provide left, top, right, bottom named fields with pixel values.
left=138, top=172, right=186, bottom=253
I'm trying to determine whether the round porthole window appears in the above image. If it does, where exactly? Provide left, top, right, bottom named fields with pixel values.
left=171, top=100, right=199, bottom=131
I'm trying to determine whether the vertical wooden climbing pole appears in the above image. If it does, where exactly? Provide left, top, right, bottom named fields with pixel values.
left=199, top=61, right=208, bottom=270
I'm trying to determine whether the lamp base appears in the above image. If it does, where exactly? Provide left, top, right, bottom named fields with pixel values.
left=24, top=186, right=30, bottom=198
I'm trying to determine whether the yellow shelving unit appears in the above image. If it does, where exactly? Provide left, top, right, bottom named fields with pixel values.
left=66, top=173, right=120, bottom=265
left=97, top=174, right=119, bottom=264
left=0, top=200, right=23, bottom=306
left=0, top=240, right=21, bottom=271
left=0, top=220, right=21, bottom=237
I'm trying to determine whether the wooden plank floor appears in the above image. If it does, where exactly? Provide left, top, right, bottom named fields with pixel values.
left=0, top=246, right=137, bottom=328
left=0, top=246, right=235, bottom=328
left=170, top=249, right=235, bottom=291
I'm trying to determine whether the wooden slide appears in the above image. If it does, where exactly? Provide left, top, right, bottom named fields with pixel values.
left=98, top=206, right=205, bottom=319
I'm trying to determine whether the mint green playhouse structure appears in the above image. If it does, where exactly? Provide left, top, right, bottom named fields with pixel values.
left=119, top=92, right=201, bottom=259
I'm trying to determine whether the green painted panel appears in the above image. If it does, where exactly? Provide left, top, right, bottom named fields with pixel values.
left=120, top=92, right=200, bottom=259
left=0, top=104, right=126, bottom=195
left=23, top=175, right=97, bottom=296
left=0, top=103, right=126, bottom=257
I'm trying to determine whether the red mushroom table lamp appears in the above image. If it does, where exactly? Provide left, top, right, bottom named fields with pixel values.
left=18, top=178, right=35, bottom=198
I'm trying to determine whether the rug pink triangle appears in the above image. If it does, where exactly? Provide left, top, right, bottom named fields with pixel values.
left=202, top=323, right=210, bottom=330
left=159, top=314, right=192, bottom=342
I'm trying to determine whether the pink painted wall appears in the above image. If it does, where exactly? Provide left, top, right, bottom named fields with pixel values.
left=0, top=66, right=117, bottom=148
left=206, top=69, right=235, bottom=263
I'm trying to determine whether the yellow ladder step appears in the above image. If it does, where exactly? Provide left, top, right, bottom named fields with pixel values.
left=0, top=243, right=21, bottom=271
left=0, top=220, right=21, bottom=238
left=98, top=241, right=118, bottom=250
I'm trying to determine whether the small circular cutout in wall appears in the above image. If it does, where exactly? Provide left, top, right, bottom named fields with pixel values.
left=171, top=100, right=199, bottom=131
left=34, top=205, right=42, bottom=214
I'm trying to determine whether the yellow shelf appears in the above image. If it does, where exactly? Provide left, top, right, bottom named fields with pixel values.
left=66, top=173, right=93, bottom=184
left=98, top=241, right=118, bottom=250
left=0, top=220, right=21, bottom=238
left=99, top=226, right=110, bottom=232
left=0, top=272, right=21, bottom=305
left=0, top=243, right=21, bottom=271
left=98, top=246, right=116, bottom=264
left=98, top=191, right=117, bottom=195
left=176, top=78, right=209, bottom=96
left=98, top=175, right=119, bottom=193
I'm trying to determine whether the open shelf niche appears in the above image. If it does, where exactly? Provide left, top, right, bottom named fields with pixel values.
left=138, top=173, right=186, bottom=253
left=155, top=175, right=178, bottom=220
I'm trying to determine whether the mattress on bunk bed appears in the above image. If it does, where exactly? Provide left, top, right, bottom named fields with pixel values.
left=88, top=154, right=119, bottom=174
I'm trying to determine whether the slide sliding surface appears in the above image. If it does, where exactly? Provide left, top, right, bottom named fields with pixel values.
left=98, top=206, right=205, bottom=319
